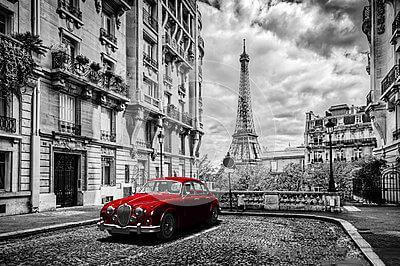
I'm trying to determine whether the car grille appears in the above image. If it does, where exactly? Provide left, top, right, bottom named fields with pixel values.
left=117, top=204, right=131, bottom=227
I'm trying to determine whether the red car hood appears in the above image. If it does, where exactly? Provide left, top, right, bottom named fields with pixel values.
left=116, top=193, right=180, bottom=209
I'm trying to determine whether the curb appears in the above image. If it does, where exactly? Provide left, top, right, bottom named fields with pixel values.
left=221, top=211, right=385, bottom=266
left=0, top=218, right=98, bottom=241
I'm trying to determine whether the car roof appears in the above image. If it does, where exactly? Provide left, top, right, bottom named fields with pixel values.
left=148, top=177, right=203, bottom=183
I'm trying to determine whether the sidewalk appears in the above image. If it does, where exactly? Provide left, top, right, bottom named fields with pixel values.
left=0, top=205, right=101, bottom=239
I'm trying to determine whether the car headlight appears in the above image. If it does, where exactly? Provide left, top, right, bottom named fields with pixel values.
left=134, top=207, right=144, bottom=217
left=106, top=206, right=115, bottom=216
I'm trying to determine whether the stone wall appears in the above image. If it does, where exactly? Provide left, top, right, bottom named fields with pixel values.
left=213, top=191, right=341, bottom=212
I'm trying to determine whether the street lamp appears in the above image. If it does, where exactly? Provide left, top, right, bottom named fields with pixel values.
left=325, top=119, right=336, bottom=192
left=223, top=152, right=235, bottom=211
left=158, top=130, right=164, bottom=178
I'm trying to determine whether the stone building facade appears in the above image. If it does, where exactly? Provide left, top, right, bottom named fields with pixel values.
left=262, top=146, right=305, bottom=174
left=0, top=0, right=204, bottom=216
left=362, top=1, right=400, bottom=203
left=0, top=0, right=37, bottom=215
left=125, top=0, right=204, bottom=185
left=305, top=104, right=376, bottom=165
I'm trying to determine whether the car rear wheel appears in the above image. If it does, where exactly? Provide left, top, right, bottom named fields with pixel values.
left=207, top=206, right=219, bottom=226
left=157, top=213, right=176, bottom=240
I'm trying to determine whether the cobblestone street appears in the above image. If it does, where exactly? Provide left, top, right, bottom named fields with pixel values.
left=0, top=215, right=368, bottom=265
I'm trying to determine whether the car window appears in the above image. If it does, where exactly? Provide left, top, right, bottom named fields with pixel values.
left=200, top=183, right=209, bottom=194
left=193, top=182, right=205, bottom=195
left=182, top=182, right=193, bottom=195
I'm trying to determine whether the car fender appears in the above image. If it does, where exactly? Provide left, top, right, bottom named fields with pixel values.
left=159, top=207, right=180, bottom=228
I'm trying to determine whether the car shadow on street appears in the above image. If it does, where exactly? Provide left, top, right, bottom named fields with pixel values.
left=97, top=220, right=222, bottom=247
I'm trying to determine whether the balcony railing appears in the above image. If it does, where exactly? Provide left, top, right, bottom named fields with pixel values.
left=100, top=28, right=117, bottom=50
left=136, top=139, right=152, bottom=149
left=162, top=34, right=193, bottom=67
left=327, top=138, right=376, bottom=146
left=366, top=90, right=372, bottom=106
left=58, top=0, right=82, bottom=20
left=143, top=8, right=158, bottom=31
left=143, top=52, right=158, bottom=69
left=164, top=104, right=193, bottom=126
left=101, top=130, right=116, bottom=142
left=381, top=65, right=400, bottom=96
left=0, top=116, right=16, bottom=133
left=393, top=12, right=400, bottom=34
left=393, top=128, right=400, bottom=141
left=59, top=120, right=81, bottom=135
left=51, top=51, right=128, bottom=97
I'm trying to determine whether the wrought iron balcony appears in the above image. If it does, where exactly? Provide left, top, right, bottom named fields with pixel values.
left=0, top=116, right=16, bottom=133
left=143, top=52, right=158, bottom=69
left=51, top=51, right=128, bottom=97
left=182, top=112, right=193, bottom=126
left=381, top=64, right=400, bottom=96
left=183, top=21, right=190, bottom=34
left=143, top=8, right=158, bottom=31
left=59, top=120, right=81, bottom=135
left=136, top=139, right=152, bottom=149
left=162, top=34, right=192, bottom=68
left=100, top=28, right=117, bottom=51
left=101, top=130, right=116, bottom=142
left=58, top=0, right=82, bottom=19
left=187, top=0, right=196, bottom=11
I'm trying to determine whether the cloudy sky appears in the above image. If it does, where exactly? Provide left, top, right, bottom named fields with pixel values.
left=197, top=0, right=370, bottom=164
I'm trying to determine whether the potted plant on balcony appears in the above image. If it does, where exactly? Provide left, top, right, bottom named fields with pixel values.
left=12, top=32, right=48, bottom=57
left=50, top=43, right=69, bottom=69
left=75, top=54, right=89, bottom=65
left=87, top=62, right=102, bottom=83
left=0, top=32, right=41, bottom=97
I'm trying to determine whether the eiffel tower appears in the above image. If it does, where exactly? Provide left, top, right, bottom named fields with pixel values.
left=227, top=39, right=262, bottom=165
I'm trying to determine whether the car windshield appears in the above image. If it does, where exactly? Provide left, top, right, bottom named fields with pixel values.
left=139, top=180, right=182, bottom=194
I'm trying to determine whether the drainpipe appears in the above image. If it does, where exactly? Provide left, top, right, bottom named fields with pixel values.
left=30, top=0, right=41, bottom=212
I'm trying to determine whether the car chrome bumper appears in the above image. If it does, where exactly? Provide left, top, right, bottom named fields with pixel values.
left=97, top=221, right=161, bottom=234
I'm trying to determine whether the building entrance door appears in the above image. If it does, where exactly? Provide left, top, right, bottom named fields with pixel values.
left=54, top=153, right=79, bottom=207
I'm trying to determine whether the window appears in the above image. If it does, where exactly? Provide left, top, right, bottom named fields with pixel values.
left=193, top=182, right=205, bottom=195
left=0, top=151, right=10, bottom=191
left=179, top=163, right=185, bottom=177
left=164, top=93, right=171, bottom=106
left=62, top=36, right=77, bottom=60
left=0, top=93, right=10, bottom=117
left=59, top=93, right=76, bottom=123
left=143, top=78, right=159, bottom=99
left=102, top=58, right=114, bottom=71
left=124, top=165, right=130, bottom=183
left=101, top=107, right=115, bottom=142
left=102, top=157, right=115, bottom=186
left=180, top=134, right=185, bottom=155
left=145, top=120, right=154, bottom=144
left=0, top=8, right=12, bottom=35
left=143, top=39, right=154, bottom=59
left=155, top=167, right=159, bottom=178
left=103, top=12, right=114, bottom=36
left=164, top=129, right=172, bottom=152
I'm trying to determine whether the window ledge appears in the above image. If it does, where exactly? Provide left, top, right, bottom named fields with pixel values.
left=57, top=7, right=84, bottom=29
left=0, top=191, right=31, bottom=199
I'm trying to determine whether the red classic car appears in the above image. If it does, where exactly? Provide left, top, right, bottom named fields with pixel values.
left=98, top=177, right=220, bottom=240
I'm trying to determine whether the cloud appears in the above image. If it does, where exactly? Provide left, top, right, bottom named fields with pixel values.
left=198, top=0, right=369, bottom=164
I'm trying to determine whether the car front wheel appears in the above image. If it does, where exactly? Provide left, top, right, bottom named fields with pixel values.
left=207, top=206, right=219, bottom=226
left=157, top=213, right=176, bottom=240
